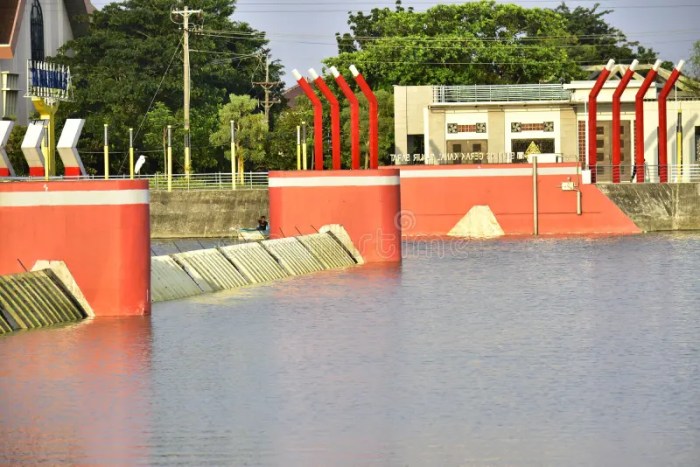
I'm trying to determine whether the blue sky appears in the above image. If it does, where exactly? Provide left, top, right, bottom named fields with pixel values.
left=90, top=0, right=699, bottom=87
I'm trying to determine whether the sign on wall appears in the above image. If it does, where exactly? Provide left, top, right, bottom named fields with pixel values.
left=26, top=60, right=72, bottom=101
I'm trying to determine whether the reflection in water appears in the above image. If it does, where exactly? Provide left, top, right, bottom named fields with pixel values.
left=1, top=234, right=699, bottom=465
left=0, top=317, right=152, bottom=464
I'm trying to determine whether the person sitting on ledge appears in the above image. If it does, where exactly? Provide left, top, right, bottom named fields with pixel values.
left=257, top=216, right=268, bottom=231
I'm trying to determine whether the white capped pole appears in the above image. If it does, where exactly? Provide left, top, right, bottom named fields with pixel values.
left=167, top=125, right=172, bottom=192
left=296, top=125, right=301, bottom=170
left=103, top=123, right=109, bottom=180
left=230, top=120, right=236, bottom=190
left=129, top=127, right=134, bottom=180
left=301, top=121, right=307, bottom=170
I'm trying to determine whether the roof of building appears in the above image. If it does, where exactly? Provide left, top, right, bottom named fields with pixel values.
left=0, top=0, right=93, bottom=59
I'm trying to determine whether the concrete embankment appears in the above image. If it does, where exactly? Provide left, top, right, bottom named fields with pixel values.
left=151, top=230, right=360, bottom=303
left=150, top=190, right=268, bottom=238
left=598, top=183, right=700, bottom=232
left=0, top=269, right=89, bottom=335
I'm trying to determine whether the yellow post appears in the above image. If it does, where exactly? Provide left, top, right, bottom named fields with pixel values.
left=31, top=97, right=58, bottom=178
left=677, top=109, right=683, bottom=179
left=167, top=125, right=173, bottom=192
left=230, top=120, right=236, bottom=191
left=296, top=125, right=301, bottom=170
left=301, top=121, right=307, bottom=170
left=103, top=124, right=109, bottom=179
left=129, top=127, right=134, bottom=180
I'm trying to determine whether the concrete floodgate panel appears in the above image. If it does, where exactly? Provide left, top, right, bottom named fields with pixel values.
left=219, top=243, right=289, bottom=284
left=0, top=270, right=87, bottom=334
left=151, top=256, right=209, bottom=302
left=261, top=238, right=325, bottom=276
left=297, top=233, right=357, bottom=269
left=448, top=205, right=505, bottom=238
left=172, top=248, right=250, bottom=292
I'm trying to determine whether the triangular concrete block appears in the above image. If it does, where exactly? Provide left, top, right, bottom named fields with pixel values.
left=448, top=205, right=505, bottom=238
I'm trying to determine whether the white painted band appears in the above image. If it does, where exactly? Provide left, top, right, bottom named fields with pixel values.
left=400, top=166, right=579, bottom=179
left=0, top=189, right=150, bottom=207
left=269, top=175, right=399, bottom=187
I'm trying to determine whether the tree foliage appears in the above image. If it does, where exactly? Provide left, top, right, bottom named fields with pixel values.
left=326, top=0, right=580, bottom=89
left=210, top=94, right=268, bottom=170
left=327, top=0, right=666, bottom=90
left=53, top=0, right=281, bottom=174
left=554, top=2, right=658, bottom=66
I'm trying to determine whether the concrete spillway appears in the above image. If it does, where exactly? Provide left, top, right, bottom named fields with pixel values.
left=219, top=243, right=289, bottom=284
left=172, top=248, right=249, bottom=292
left=151, top=256, right=210, bottom=302
left=0, top=270, right=88, bottom=335
left=151, top=230, right=359, bottom=303
left=261, top=237, right=325, bottom=276
left=296, top=233, right=357, bottom=269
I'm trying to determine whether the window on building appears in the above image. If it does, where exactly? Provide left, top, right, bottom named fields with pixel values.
left=31, top=0, right=45, bottom=61
left=695, top=127, right=700, bottom=162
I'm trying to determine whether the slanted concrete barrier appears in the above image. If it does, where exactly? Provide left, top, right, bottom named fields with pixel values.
left=219, top=243, right=289, bottom=284
left=297, top=233, right=357, bottom=269
left=151, top=256, right=210, bottom=302
left=0, top=270, right=88, bottom=335
left=172, top=248, right=249, bottom=291
left=261, top=237, right=325, bottom=276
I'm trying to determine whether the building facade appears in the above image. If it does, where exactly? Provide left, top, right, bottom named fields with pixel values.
left=0, top=0, right=91, bottom=123
left=394, top=68, right=700, bottom=182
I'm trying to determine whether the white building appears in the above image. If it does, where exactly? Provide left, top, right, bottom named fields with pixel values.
left=394, top=65, right=700, bottom=182
left=0, top=0, right=92, bottom=123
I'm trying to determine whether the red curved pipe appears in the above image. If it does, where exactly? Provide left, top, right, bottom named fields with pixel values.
left=657, top=60, right=685, bottom=183
left=309, top=69, right=341, bottom=170
left=634, top=60, right=661, bottom=183
left=350, top=65, right=378, bottom=169
left=331, top=66, right=360, bottom=170
left=588, top=59, right=614, bottom=183
left=293, top=69, right=324, bottom=170
left=612, top=60, right=638, bottom=183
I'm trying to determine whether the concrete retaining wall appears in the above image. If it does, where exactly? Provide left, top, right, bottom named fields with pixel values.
left=598, top=183, right=700, bottom=232
left=151, top=230, right=361, bottom=303
left=150, top=190, right=268, bottom=238
left=0, top=270, right=88, bottom=335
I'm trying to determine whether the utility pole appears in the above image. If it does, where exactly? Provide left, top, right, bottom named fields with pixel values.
left=253, top=56, right=281, bottom=127
left=172, top=6, right=202, bottom=179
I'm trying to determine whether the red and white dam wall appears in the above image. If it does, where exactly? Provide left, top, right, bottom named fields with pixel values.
left=0, top=180, right=151, bottom=316
left=268, top=170, right=402, bottom=262
left=388, top=163, right=640, bottom=237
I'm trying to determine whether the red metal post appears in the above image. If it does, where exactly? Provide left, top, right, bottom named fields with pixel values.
left=657, top=60, right=685, bottom=183
left=309, top=69, right=341, bottom=170
left=292, top=69, right=324, bottom=170
left=331, top=66, right=361, bottom=170
left=634, top=60, right=661, bottom=183
left=588, top=59, right=614, bottom=183
left=612, top=60, right=638, bottom=183
left=350, top=65, right=378, bottom=169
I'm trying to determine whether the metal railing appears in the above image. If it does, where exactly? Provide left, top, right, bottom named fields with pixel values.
left=592, top=164, right=700, bottom=183
left=433, top=84, right=571, bottom=104
left=2, top=172, right=270, bottom=190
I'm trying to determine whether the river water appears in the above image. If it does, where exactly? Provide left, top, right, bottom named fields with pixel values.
left=1, top=234, right=699, bottom=465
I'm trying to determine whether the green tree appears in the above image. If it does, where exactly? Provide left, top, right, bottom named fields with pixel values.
left=326, top=0, right=580, bottom=89
left=4, top=123, right=28, bottom=176
left=210, top=94, right=268, bottom=172
left=266, top=101, right=314, bottom=170
left=554, top=2, right=658, bottom=67
left=690, top=39, right=700, bottom=79
left=53, top=0, right=281, bottom=175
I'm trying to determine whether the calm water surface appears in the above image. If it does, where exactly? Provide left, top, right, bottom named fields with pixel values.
left=1, top=234, right=699, bottom=465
